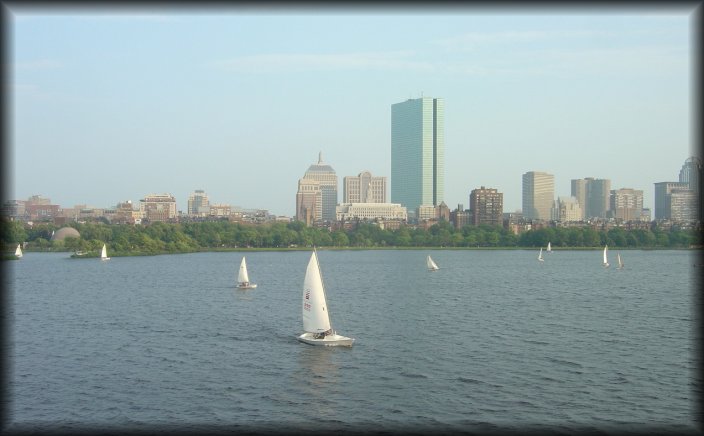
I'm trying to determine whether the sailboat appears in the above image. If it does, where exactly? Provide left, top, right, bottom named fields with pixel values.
left=15, top=244, right=23, bottom=258
left=297, top=250, right=354, bottom=347
left=100, top=244, right=110, bottom=261
left=538, top=247, right=544, bottom=262
left=602, top=244, right=609, bottom=268
left=617, top=252, right=624, bottom=270
left=237, top=256, right=257, bottom=289
left=427, top=255, right=439, bottom=271
left=547, top=242, right=552, bottom=253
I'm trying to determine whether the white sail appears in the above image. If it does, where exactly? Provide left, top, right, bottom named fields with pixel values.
left=427, top=255, right=439, bottom=271
left=602, top=245, right=609, bottom=267
left=15, top=244, right=22, bottom=258
left=538, top=247, right=544, bottom=261
left=547, top=242, right=552, bottom=252
left=617, top=253, right=623, bottom=269
left=101, top=244, right=110, bottom=260
left=302, top=251, right=332, bottom=334
left=238, top=257, right=250, bottom=283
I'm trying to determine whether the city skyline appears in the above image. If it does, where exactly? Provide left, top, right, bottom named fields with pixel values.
left=8, top=6, right=695, bottom=216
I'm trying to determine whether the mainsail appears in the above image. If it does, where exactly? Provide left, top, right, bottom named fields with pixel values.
left=427, top=255, right=439, bottom=270
left=302, top=251, right=332, bottom=334
left=238, top=257, right=250, bottom=284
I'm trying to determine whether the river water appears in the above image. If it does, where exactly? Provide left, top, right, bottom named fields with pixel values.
left=4, top=249, right=700, bottom=433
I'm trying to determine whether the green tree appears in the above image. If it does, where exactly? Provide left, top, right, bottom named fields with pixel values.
left=1, top=220, right=28, bottom=246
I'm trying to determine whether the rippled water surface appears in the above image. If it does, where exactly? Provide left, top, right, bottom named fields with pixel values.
left=6, top=249, right=699, bottom=433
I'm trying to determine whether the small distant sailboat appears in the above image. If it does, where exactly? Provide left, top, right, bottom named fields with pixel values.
left=15, top=244, right=23, bottom=258
left=617, top=252, right=624, bottom=270
left=538, top=247, right=544, bottom=262
left=297, top=249, right=354, bottom=347
left=547, top=242, right=552, bottom=253
left=427, top=255, right=439, bottom=271
left=602, top=244, right=609, bottom=268
left=237, top=256, right=257, bottom=289
left=100, top=244, right=110, bottom=261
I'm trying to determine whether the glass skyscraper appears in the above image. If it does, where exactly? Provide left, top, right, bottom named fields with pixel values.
left=391, top=97, right=444, bottom=216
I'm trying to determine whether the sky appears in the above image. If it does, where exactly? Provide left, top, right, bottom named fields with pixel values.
left=7, top=5, right=698, bottom=217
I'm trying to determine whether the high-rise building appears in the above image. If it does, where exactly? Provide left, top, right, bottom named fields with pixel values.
left=679, top=156, right=701, bottom=192
left=654, top=181, right=689, bottom=220
left=469, top=186, right=503, bottom=226
left=522, top=171, right=554, bottom=221
left=391, top=97, right=444, bottom=217
left=670, top=189, right=699, bottom=222
left=571, top=177, right=611, bottom=219
left=301, top=152, right=338, bottom=222
left=343, top=171, right=387, bottom=204
left=610, top=188, right=644, bottom=222
left=187, top=189, right=210, bottom=216
left=296, top=178, right=322, bottom=226
left=587, top=178, right=611, bottom=219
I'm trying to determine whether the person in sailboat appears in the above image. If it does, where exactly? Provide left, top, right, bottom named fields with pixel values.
left=313, top=328, right=332, bottom=339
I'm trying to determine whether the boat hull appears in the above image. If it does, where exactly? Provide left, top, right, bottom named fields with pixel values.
left=297, top=332, right=354, bottom=347
left=238, top=283, right=257, bottom=289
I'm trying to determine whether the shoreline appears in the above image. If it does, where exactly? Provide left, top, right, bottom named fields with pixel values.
left=7, top=245, right=699, bottom=259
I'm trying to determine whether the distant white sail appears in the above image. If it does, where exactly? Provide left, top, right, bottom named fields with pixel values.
left=15, top=244, right=22, bottom=258
left=547, top=242, right=552, bottom=253
left=538, top=247, right=544, bottom=262
left=237, top=257, right=257, bottom=289
left=101, top=244, right=110, bottom=261
left=617, top=252, right=623, bottom=269
left=238, top=257, right=250, bottom=283
left=427, top=255, right=439, bottom=271
left=602, top=245, right=609, bottom=268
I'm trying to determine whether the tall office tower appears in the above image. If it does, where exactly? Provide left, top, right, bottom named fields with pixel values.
left=391, top=97, right=444, bottom=216
left=469, top=186, right=503, bottom=226
left=301, top=152, right=338, bottom=222
left=609, top=188, right=644, bottom=222
left=295, top=178, right=322, bottom=226
left=571, top=177, right=611, bottom=219
left=654, top=181, right=689, bottom=220
left=522, top=171, right=554, bottom=221
left=679, top=156, right=701, bottom=193
left=187, top=189, right=210, bottom=216
left=343, top=171, right=387, bottom=204
left=587, top=178, right=611, bottom=219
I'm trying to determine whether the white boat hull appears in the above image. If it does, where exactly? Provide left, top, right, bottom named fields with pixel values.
left=238, top=283, right=257, bottom=289
left=297, top=332, right=354, bottom=347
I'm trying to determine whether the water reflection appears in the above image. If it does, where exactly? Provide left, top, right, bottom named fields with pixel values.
left=291, top=345, right=340, bottom=414
left=233, top=288, right=254, bottom=301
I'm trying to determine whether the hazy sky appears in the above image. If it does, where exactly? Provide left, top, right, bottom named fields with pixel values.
left=9, top=5, right=696, bottom=216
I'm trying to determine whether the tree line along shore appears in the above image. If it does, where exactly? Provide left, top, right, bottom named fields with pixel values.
left=1, top=219, right=701, bottom=257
